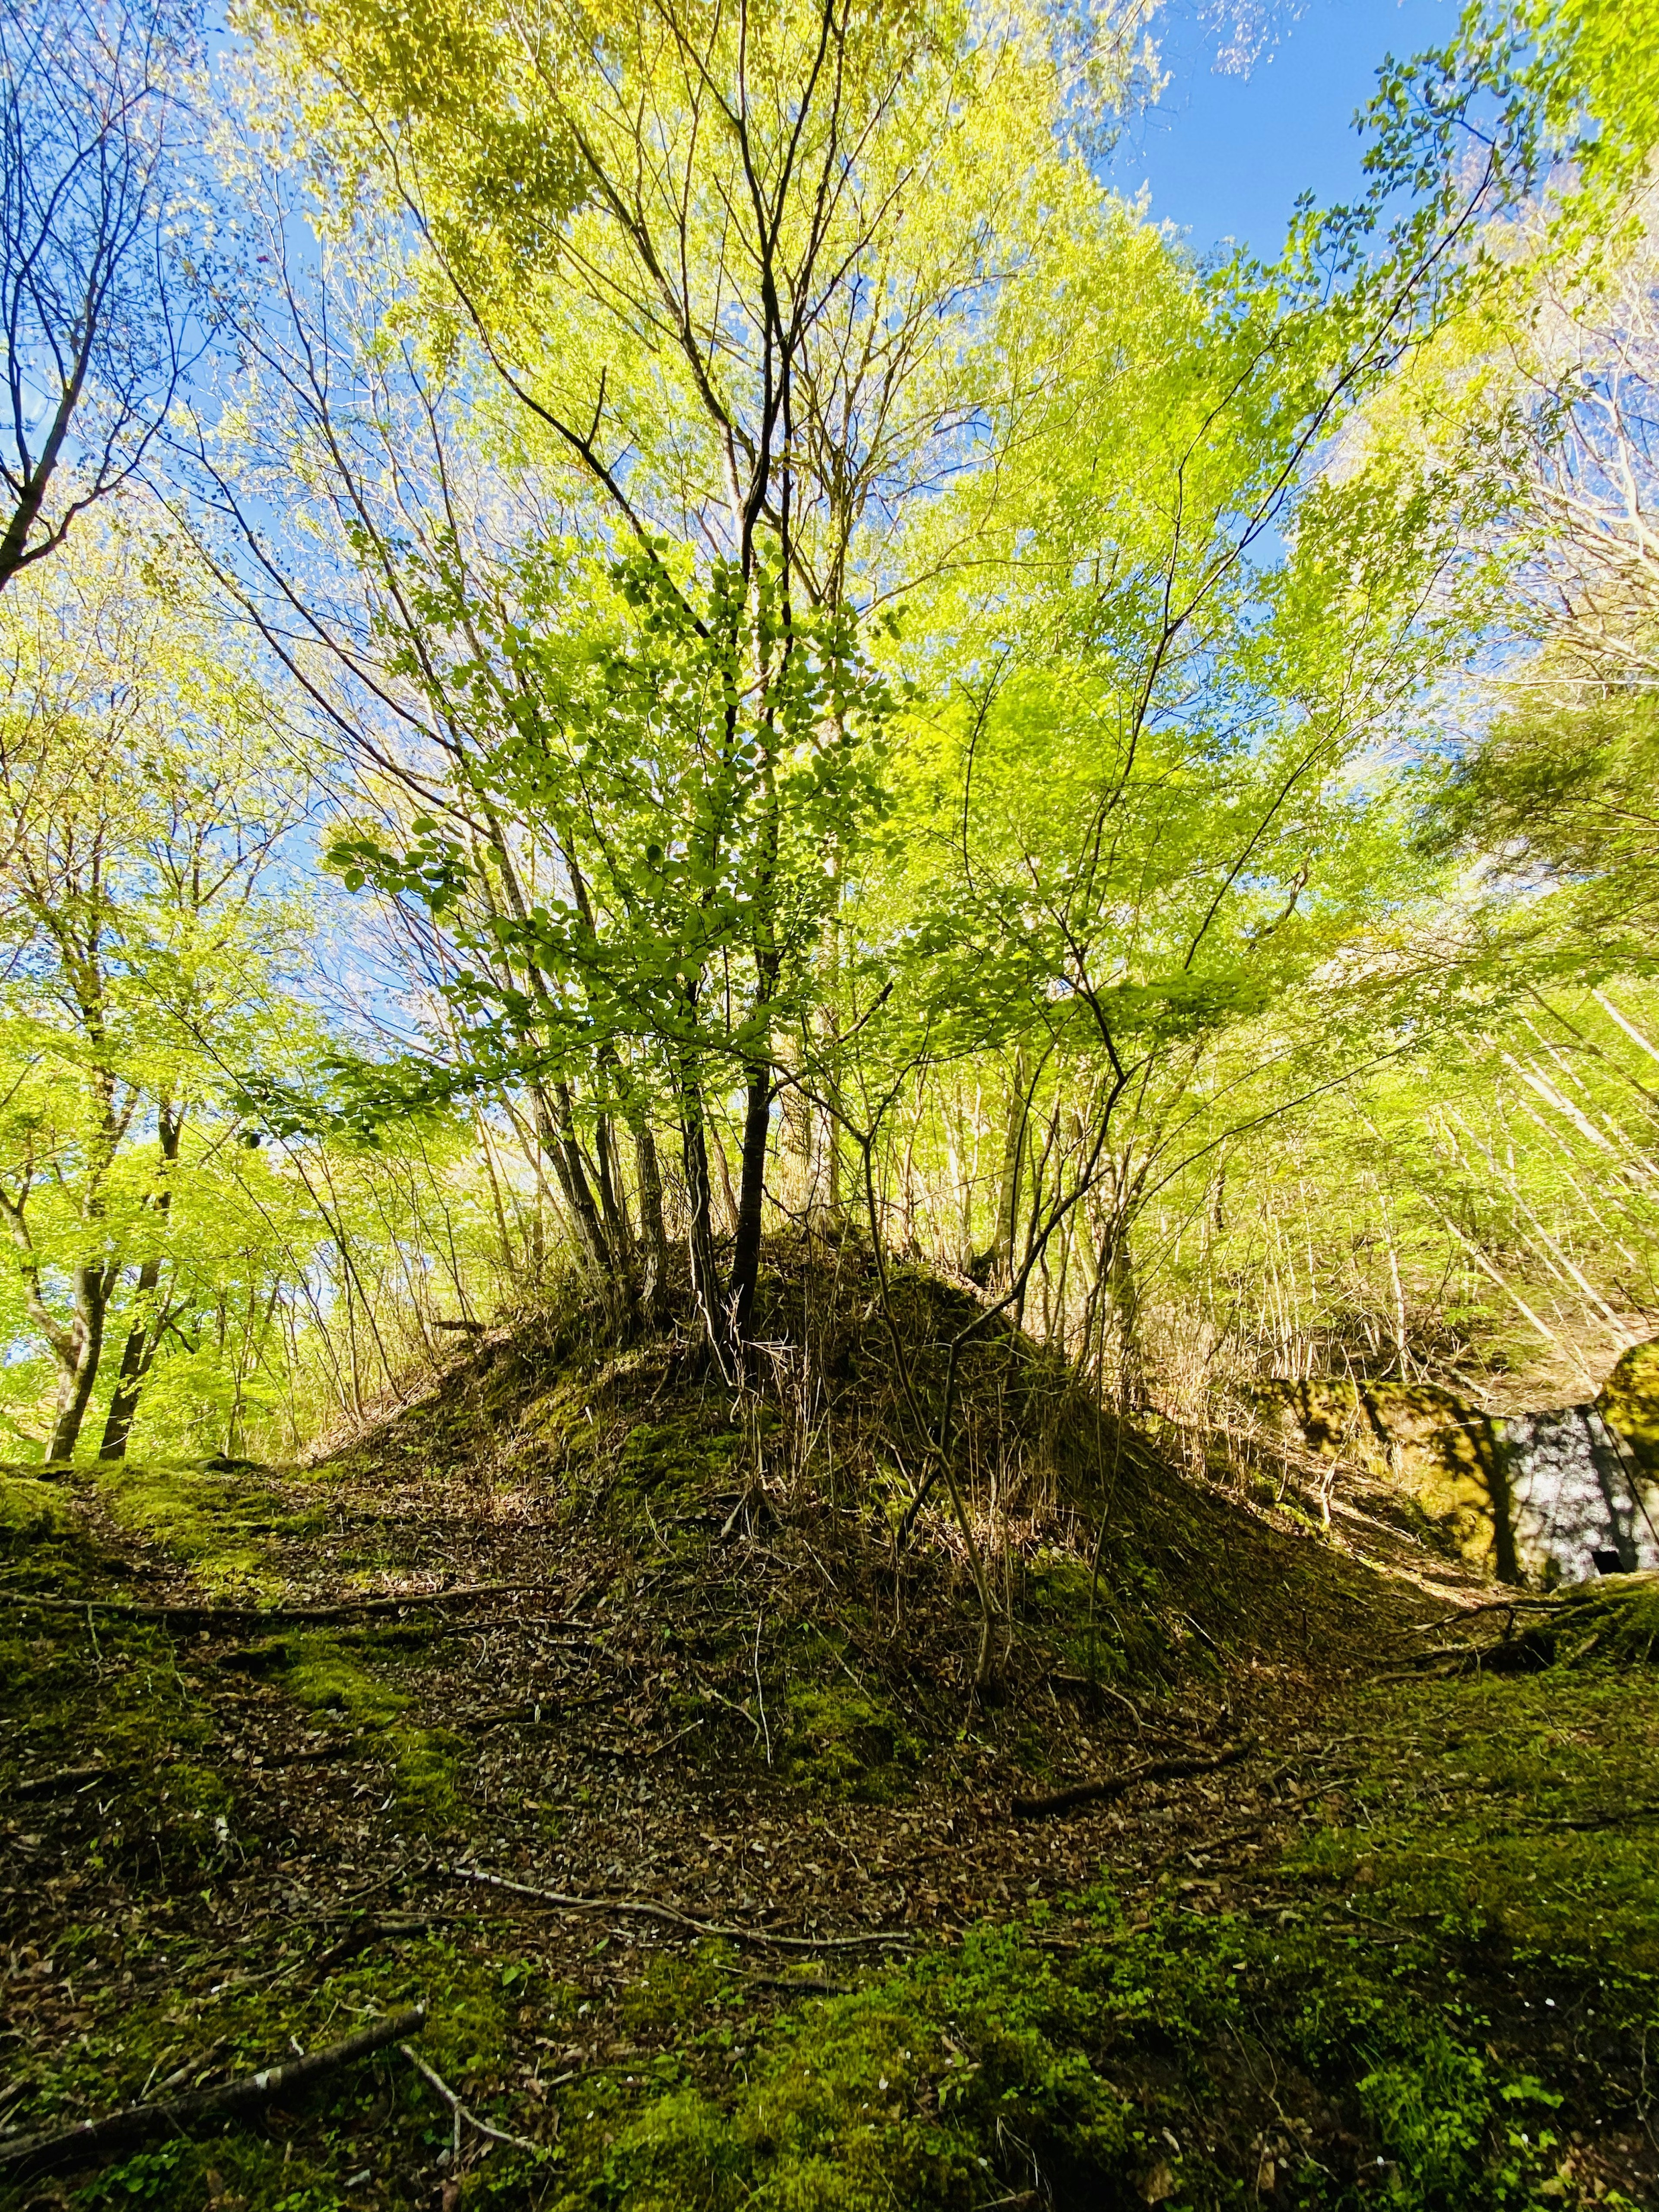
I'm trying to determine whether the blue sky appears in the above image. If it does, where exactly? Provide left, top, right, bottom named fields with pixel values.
left=1109, top=0, right=1460, bottom=258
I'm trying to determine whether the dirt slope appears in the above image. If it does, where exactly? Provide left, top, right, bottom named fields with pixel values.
left=3, top=1252, right=1656, bottom=2209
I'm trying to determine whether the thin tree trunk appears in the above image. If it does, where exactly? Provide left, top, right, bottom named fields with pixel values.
left=633, top=1122, right=670, bottom=1322
left=592, top=1109, right=632, bottom=1255
left=98, top=1256, right=161, bottom=1460
left=992, top=1051, right=1028, bottom=1285
left=529, top=1081, right=610, bottom=1273
left=729, top=1061, right=773, bottom=1348
left=682, top=1094, right=734, bottom=1377
left=99, top=1105, right=182, bottom=1460
left=46, top=1262, right=116, bottom=1462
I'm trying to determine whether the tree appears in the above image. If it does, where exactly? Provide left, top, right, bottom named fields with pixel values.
left=0, top=0, right=202, bottom=588
left=1410, top=196, right=1659, bottom=951
left=194, top=0, right=1166, bottom=1370
left=0, top=520, right=314, bottom=1459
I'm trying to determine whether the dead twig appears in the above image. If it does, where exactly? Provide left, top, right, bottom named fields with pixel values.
left=1406, top=1596, right=1561, bottom=1630
left=314, top=1917, right=431, bottom=1970
left=741, top=1972, right=852, bottom=1995
left=398, top=2044, right=545, bottom=2162
left=1157, top=1778, right=1352, bottom=1871
left=11, top=1763, right=115, bottom=1800
left=641, top=1716, right=703, bottom=1757
left=443, top=1863, right=909, bottom=1951
left=1011, top=1741, right=1252, bottom=1820
left=0, top=2006, right=426, bottom=2182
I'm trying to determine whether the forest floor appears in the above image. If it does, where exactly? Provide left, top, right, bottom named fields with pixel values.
left=3, top=1268, right=1658, bottom=2211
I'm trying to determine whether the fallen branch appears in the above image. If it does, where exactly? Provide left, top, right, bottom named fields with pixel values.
left=314, top=1917, right=431, bottom=1970
left=1011, top=1741, right=1251, bottom=1820
left=444, top=1863, right=909, bottom=1951
left=642, top=1716, right=703, bottom=1758
left=1528, top=1803, right=1659, bottom=1831
left=12, top=1763, right=115, bottom=1800
left=10, top=1583, right=573, bottom=1630
left=0, top=2005, right=426, bottom=2182
left=398, top=2044, right=544, bottom=2162
left=1407, top=1597, right=1560, bottom=1631
left=741, top=1972, right=852, bottom=1996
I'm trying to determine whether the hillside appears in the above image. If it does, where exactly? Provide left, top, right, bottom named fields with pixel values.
left=3, top=1249, right=1657, bottom=2211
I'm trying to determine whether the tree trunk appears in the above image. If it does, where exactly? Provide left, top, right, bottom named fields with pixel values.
left=682, top=1097, right=734, bottom=1378
left=633, top=1122, right=670, bottom=1322
left=45, top=1262, right=116, bottom=1462
left=99, top=1104, right=182, bottom=1461
left=729, top=1061, right=773, bottom=1348
left=991, top=1050, right=1029, bottom=1286
left=779, top=1063, right=816, bottom=1222
left=592, top=1109, right=632, bottom=1256
left=1100, top=1211, right=1145, bottom=1415
left=1460, top=1408, right=1521, bottom=1585
left=530, top=1081, right=611, bottom=1274
left=98, top=1258, right=161, bottom=1459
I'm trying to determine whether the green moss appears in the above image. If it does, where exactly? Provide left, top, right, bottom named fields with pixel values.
left=578, top=1926, right=1485, bottom=2207
left=283, top=1632, right=408, bottom=1725
left=0, top=1598, right=227, bottom=1872
left=1597, top=1338, right=1659, bottom=1475
left=39, top=1936, right=541, bottom=2212
left=784, top=1685, right=918, bottom=1801
left=619, top=1415, right=743, bottom=1501
left=1548, top=1573, right=1659, bottom=1666
left=0, top=1474, right=76, bottom=1548
left=1023, top=1545, right=1175, bottom=1681
left=92, top=1463, right=323, bottom=1596
left=280, top=1633, right=459, bottom=1821
left=539, top=1908, right=1611, bottom=2212
left=1287, top=1668, right=1659, bottom=1974
left=617, top=1945, right=744, bottom=2037
left=1246, top=1378, right=1508, bottom=1567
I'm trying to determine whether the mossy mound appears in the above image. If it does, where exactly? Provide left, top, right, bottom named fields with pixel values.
left=1529, top=1570, right=1659, bottom=1668
left=0, top=1473, right=76, bottom=1549
left=10, top=1244, right=1654, bottom=2208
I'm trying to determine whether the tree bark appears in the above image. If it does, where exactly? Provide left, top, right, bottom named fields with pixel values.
left=529, top=1081, right=611, bottom=1274
left=0, top=348, right=88, bottom=590
left=97, top=1255, right=160, bottom=1459
left=633, top=1121, right=670, bottom=1322
left=592, top=1109, right=632, bottom=1255
left=682, top=1096, right=733, bottom=1377
left=99, top=1104, right=182, bottom=1460
left=729, top=1060, right=773, bottom=1348
left=991, top=1050, right=1029, bottom=1286
left=45, top=1261, right=117, bottom=1462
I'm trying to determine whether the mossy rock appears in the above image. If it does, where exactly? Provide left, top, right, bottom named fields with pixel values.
left=1597, top=1338, right=1659, bottom=1475
left=1547, top=1570, right=1659, bottom=1667
left=1245, top=1379, right=1505, bottom=1567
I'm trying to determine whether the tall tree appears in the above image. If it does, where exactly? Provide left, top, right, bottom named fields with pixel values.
left=0, top=521, right=313, bottom=1459
left=0, top=0, right=203, bottom=587
left=199, top=0, right=1164, bottom=1368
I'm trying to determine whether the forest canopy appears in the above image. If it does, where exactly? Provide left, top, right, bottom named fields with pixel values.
left=2, top=0, right=1658, bottom=1466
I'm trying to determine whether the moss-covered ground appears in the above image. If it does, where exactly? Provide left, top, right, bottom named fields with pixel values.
left=2, top=1284, right=1656, bottom=2211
